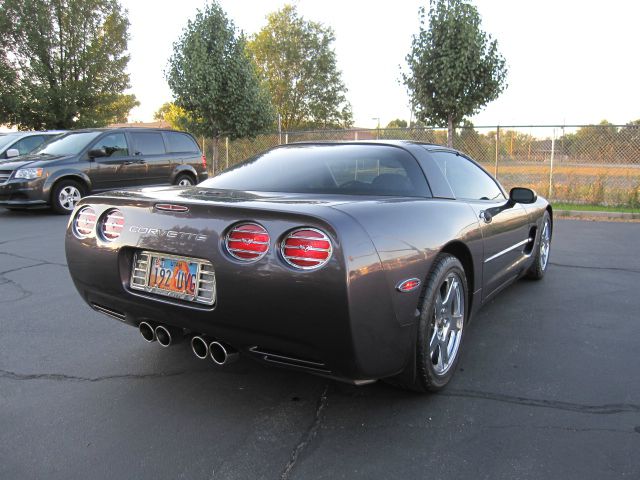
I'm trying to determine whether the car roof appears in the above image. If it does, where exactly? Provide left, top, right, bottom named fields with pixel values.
left=283, top=139, right=460, bottom=154
left=60, top=127, right=185, bottom=134
left=0, top=130, right=67, bottom=138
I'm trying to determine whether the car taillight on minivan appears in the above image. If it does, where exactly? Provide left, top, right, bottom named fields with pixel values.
left=201, top=154, right=207, bottom=169
left=281, top=228, right=333, bottom=270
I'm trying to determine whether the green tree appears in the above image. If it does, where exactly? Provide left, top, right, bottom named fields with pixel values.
left=153, top=102, right=193, bottom=131
left=167, top=1, right=274, bottom=166
left=247, top=4, right=352, bottom=130
left=0, top=0, right=138, bottom=129
left=386, top=119, right=408, bottom=128
left=404, top=0, right=507, bottom=147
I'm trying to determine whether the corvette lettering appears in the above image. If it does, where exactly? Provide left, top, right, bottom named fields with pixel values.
left=129, top=225, right=208, bottom=242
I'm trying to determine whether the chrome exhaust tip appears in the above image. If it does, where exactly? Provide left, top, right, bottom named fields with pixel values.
left=155, top=325, right=182, bottom=348
left=209, top=341, right=239, bottom=366
left=191, top=336, right=210, bottom=360
left=139, top=321, right=156, bottom=343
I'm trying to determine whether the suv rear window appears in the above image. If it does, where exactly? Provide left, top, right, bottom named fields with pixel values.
left=165, top=132, right=199, bottom=153
left=200, top=144, right=430, bottom=197
left=131, top=132, right=165, bottom=155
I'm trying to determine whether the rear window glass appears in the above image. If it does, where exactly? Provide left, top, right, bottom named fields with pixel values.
left=131, top=132, right=165, bottom=155
left=165, top=132, right=199, bottom=153
left=200, top=144, right=430, bottom=197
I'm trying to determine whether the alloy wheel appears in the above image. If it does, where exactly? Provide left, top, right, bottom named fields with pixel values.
left=540, top=219, right=551, bottom=270
left=58, top=186, right=81, bottom=211
left=429, top=272, right=465, bottom=376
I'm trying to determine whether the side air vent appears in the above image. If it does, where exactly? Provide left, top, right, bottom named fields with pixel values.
left=91, top=303, right=126, bottom=322
left=248, top=347, right=330, bottom=373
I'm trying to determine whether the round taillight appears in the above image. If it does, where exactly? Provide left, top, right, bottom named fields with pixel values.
left=281, top=228, right=333, bottom=270
left=99, top=209, right=125, bottom=241
left=73, top=206, right=97, bottom=238
left=225, top=223, right=270, bottom=261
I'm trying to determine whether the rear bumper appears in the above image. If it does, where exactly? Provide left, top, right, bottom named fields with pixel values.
left=70, top=273, right=411, bottom=382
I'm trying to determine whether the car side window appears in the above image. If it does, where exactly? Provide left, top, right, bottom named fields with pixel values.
left=165, top=132, right=199, bottom=153
left=13, top=135, right=45, bottom=155
left=94, top=133, right=129, bottom=158
left=431, top=151, right=504, bottom=201
left=131, top=132, right=166, bottom=155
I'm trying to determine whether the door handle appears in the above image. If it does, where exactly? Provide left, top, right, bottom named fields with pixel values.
left=479, top=210, right=492, bottom=223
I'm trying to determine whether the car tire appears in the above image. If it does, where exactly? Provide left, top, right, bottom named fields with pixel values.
left=391, top=254, right=468, bottom=392
left=526, top=212, right=551, bottom=280
left=175, top=173, right=195, bottom=187
left=51, top=179, right=84, bottom=215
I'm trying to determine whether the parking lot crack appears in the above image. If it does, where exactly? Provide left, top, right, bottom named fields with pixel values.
left=443, top=388, right=640, bottom=415
left=0, top=250, right=67, bottom=268
left=0, top=262, right=49, bottom=276
left=0, top=275, right=33, bottom=302
left=0, top=368, right=197, bottom=383
left=280, top=383, right=330, bottom=480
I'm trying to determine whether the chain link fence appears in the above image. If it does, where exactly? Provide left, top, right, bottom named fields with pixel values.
left=202, top=124, right=640, bottom=208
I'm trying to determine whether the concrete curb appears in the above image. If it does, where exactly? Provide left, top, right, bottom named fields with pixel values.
left=556, top=209, right=640, bottom=220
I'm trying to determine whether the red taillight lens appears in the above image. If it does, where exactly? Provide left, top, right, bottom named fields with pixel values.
left=281, top=228, right=332, bottom=270
left=73, top=206, right=97, bottom=238
left=100, top=209, right=125, bottom=241
left=201, top=154, right=207, bottom=169
left=225, top=223, right=270, bottom=261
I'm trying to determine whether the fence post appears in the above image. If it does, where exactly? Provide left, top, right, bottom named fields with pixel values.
left=494, top=126, right=500, bottom=178
left=225, top=137, right=229, bottom=170
left=285, top=133, right=288, bottom=145
left=354, top=131, right=358, bottom=141
left=549, top=129, right=555, bottom=199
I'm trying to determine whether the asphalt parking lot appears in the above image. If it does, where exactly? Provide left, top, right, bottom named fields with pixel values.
left=1, top=210, right=639, bottom=480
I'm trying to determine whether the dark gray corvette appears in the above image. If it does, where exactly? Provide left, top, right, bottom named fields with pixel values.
left=65, top=141, right=552, bottom=391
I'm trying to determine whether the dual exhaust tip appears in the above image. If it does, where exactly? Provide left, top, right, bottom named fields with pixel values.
left=139, top=321, right=180, bottom=348
left=138, top=321, right=238, bottom=366
left=191, top=335, right=239, bottom=366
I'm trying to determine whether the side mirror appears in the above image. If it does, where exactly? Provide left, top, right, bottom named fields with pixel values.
left=6, top=148, right=19, bottom=158
left=509, top=187, right=537, bottom=204
left=88, top=148, right=107, bottom=159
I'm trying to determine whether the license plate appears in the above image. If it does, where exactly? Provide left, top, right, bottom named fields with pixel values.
left=149, top=256, right=199, bottom=297
left=130, top=251, right=215, bottom=305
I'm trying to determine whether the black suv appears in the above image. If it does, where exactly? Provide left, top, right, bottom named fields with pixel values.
left=0, top=128, right=208, bottom=213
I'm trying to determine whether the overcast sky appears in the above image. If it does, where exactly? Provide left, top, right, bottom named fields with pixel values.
left=121, top=0, right=640, bottom=128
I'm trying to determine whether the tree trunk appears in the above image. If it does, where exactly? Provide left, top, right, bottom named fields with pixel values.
left=447, top=115, right=454, bottom=148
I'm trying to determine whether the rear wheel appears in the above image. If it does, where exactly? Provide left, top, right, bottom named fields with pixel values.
left=175, top=173, right=195, bottom=187
left=526, top=212, right=551, bottom=280
left=393, top=254, right=468, bottom=392
left=51, top=179, right=84, bottom=214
